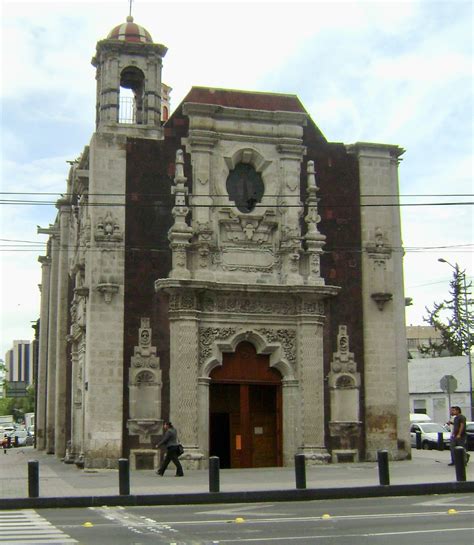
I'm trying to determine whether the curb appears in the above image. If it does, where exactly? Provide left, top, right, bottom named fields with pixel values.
left=1, top=481, right=473, bottom=510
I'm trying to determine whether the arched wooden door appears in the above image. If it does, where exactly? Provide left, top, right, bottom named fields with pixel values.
left=209, top=341, right=282, bottom=468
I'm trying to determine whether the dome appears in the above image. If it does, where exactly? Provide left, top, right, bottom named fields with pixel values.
left=107, top=16, right=153, bottom=43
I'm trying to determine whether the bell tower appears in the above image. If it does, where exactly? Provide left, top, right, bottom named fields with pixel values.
left=92, top=16, right=168, bottom=138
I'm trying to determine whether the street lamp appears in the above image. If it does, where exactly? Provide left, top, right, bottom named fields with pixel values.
left=438, top=258, right=473, bottom=420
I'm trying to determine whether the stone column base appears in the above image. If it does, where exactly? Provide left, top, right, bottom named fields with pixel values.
left=298, top=447, right=331, bottom=465
left=130, top=449, right=158, bottom=470
left=331, top=449, right=359, bottom=463
left=180, top=447, right=205, bottom=470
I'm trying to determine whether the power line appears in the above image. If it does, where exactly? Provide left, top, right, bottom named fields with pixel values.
left=0, top=200, right=473, bottom=208
left=1, top=191, right=473, bottom=197
left=1, top=243, right=473, bottom=254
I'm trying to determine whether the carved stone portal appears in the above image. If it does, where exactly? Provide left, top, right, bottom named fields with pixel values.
left=127, top=318, right=162, bottom=444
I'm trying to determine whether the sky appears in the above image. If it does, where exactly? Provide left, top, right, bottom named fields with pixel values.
left=0, top=0, right=472, bottom=358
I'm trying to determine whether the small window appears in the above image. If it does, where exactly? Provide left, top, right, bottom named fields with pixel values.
left=226, top=163, right=264, bottom=213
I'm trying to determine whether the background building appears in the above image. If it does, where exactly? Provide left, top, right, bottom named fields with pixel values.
left=408, top=356, right=471, bottom=423
left=36, top=16, right=409, bottom=469
left=407, top=325, right=443, bottom=359
left=4, top=340, right=34, bottom=389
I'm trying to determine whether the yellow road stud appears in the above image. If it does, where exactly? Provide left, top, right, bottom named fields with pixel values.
left=447, top=509, right=458, bottom=515
left=82, top=522, right=94, bottom=527
left=235, top=517, right=245, bottom=523
left=322, top=514, right=331, bottom=519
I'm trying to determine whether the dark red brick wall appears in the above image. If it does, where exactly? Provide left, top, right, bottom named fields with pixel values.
left=302, top=120, right=365, bottom=456
left=123, top=115, right=191, bottom=453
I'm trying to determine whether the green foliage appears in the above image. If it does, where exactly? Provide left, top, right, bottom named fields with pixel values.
left=423, top=264, right=474, bottom=357
left=0, top=386, right=35, bottom=420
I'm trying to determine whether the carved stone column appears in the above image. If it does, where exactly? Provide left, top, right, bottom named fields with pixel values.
left=282, top=378, right=300, bottom=465
left=36, top=254, right=51, bottom=450
left=168, top=291, right=204, bottom=468
left=297, top=311, right=329, bottom=463
left=42, top=228, right=59, bottom=454
left=54, top=197, right=72, bottom=459
left=197, top=377, right=211, bottom=465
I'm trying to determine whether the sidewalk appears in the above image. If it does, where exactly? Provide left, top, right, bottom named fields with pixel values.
left=0, top=446, right=471, bottom=502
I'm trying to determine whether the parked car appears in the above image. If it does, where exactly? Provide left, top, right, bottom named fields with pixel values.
left=11, top=430, right=32, bottom=447
left=410, top=422, right=451, bottom=449
left=410, top=413, right=432, bottom=423
left=466, top=421, right=474, bottom=451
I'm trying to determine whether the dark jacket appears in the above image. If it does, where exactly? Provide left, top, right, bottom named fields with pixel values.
left=156, top=427, right=179, bottom=449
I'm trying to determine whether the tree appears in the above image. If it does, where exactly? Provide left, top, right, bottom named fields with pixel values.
left=422, top=264, right=474, bottom=357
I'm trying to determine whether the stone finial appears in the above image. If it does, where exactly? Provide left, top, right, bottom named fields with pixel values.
left=305, top=160, right=322, bottom=237
left=168, top=149, right=193, bottom=278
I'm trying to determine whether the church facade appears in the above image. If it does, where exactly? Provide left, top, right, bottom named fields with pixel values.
left=36, top=17, right=410, bottom=469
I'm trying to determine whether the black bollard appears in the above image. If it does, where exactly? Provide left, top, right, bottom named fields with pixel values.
left=118, top=458, right=130, bottom=495
left=415, top=432, right=422, bottom=450
left=209, top=456, right=220, bottom=493
left=294, top=453, right=306, bottom=489
left=454, top=446, right=466, bottom=482
left=28, top=460, right=39, bottom=498
left=377, top=450, right=390, bottom=486
left=437, top=432, right=444, bottom=451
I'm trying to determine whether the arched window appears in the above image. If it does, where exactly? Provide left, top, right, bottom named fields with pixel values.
left=119, top=66, right=145, bottom=124
left=226, top=163, right=264, bottom=213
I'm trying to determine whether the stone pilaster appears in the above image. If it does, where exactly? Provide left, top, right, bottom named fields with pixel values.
left=347, top=142, right=408, bottom=460
left=45, top=230, right=59, bottom=453
left=168, top=294, right=204, bottom=468
left=282, top=378, right=300, bottom=465
left=54, top=197, right=72, bottom=458
left=186, top=133, right=217, bottom=281
left=297, top=316, right=329, bottom=463
left=36, top=254, right=51, bottom=450
left=277, top=142, right=305, bottom=285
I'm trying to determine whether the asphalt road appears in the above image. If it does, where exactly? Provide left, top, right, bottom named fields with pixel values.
left=1, top=493, right=473, bottom=544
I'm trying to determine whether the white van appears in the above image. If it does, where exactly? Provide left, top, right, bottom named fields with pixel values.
left=409, top=413, right=432, bottom=423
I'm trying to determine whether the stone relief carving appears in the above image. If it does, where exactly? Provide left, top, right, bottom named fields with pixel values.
left=366, top=227, right=393, bottom=310
left=218, top=208, right=278, bottom=246
left=330, top=325, right=357, bottom=374
left=199, top=327, right=237, bottom=365
left=255, top=328, right=297, bottom=364
left=200, top=293, right=297, bottom=315
left=168, top=291, right=197, bottom=311
left=95, top=211, right=123, bottom=242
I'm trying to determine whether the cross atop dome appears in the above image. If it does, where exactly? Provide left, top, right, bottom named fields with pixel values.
left=107, top=15, right=153, bottom=43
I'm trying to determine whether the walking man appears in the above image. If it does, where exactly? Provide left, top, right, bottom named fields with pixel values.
left=155, top=422, right=184, bottom=477
left=448, top=405, right=470, bottom=466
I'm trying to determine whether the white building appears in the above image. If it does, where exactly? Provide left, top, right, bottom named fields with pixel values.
left=408, top=356, right=471, bottom=423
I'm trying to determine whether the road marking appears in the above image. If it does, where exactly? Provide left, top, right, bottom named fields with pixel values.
left=0, top=510, right=77, bottom=544
left=196, top=503, right=292, bottom=517
left=414, top=495, right=474, bottom=507
left=89, top=506, right=178, bottom=537
left=215, top=527, right=474, bottom=542
left=138, top=508, right=474, bottom=526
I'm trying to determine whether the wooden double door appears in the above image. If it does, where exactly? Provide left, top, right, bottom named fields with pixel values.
left=209, top=342, right=282, bottom=468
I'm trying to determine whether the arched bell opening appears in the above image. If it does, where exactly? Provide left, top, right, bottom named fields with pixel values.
left=209, top=341, right=282, bottom=468
left=118, top=66, right=145, bottom=124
